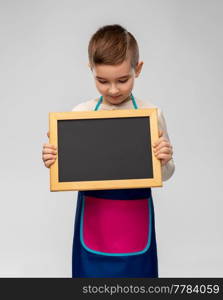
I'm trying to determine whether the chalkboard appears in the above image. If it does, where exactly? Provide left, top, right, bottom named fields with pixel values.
left=49, top=109, right=162, bottom=191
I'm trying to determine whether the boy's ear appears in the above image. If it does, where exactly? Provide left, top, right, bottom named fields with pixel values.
left=135, top=61, right=143, bottom=78
left=88, top=62, right=93, bottom=71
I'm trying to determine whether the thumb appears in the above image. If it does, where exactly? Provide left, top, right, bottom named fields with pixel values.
left=47, top=131, right=50, bottom=138
left=158, top=130, right=163, bottom=138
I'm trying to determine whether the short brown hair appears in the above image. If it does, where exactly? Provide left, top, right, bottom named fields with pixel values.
left=88, top=24, right=139, bottom=70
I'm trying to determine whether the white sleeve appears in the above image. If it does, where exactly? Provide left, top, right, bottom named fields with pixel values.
left=71, top=103, right=87, bottom=111
left=71, top=100, right=95, bottom=112
left=157, top=108, right=175, bottom=181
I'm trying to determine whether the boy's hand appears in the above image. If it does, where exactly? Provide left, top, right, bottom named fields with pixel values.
left=153, top=130, right=173, bottom=166
left=42, top=131, right=57, bottom=168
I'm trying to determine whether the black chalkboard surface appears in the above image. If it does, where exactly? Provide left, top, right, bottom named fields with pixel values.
left=49, top=109, right=162, bottom=191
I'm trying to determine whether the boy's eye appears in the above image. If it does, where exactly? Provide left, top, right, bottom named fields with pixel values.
left=98, top=79, right=128, bottom=84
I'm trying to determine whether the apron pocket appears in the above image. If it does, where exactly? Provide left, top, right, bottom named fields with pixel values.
left=80, top=195, right=151, bottom=255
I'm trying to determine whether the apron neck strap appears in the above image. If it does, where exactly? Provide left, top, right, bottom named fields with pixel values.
left=94, top=93, right=138, bottom=111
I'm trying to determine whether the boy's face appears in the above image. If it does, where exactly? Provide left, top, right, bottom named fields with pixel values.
left=90, top=57, right=143, bottom=105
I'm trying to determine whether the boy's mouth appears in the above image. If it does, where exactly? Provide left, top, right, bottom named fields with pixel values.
left=110, top=95, right=121, bottom=99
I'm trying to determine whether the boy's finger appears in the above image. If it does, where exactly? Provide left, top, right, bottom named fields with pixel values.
left=43, top=143, right=57, bottom=150
left=153, top=140, right=159, bottom=148
left=42, top=154, right=57, bottom=161
left=42, top=148, right=57, bottom=155
left=45, top=159, right=56, bottom=168
left=154, top=141, right=171, bottom=152
left=43, top=154, right=56, bottom=162
left=154, top=149, right=172, bottom=158
left=158, top=130, right=163, bottom=138
left=153, top=137, right=168, bottom=148
left=156, top=153, right=169, bottom=160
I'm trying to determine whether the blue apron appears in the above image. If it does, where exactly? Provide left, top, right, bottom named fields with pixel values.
left=72, top=94, right=158, bottom=278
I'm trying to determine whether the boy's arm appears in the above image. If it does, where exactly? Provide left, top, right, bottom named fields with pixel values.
left=71, top=103, right=88, bottom=111
left=71, top=99, right=96, bottom=112
left=157, top=108, right=175, bottom=181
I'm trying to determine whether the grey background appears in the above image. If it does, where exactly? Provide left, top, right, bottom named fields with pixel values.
left=0, top=0, right=222, bottom=277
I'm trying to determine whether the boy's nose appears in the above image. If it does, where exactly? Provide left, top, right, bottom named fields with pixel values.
left=108, top=85, right=119, bottom=95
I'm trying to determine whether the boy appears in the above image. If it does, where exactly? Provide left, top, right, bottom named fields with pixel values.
left=42, top=24, right=174, bottom=277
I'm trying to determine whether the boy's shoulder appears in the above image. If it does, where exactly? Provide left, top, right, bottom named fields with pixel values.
left=137, top=98, right=159, bottom=109
left=137, top=98, right=163, bottom=116
left=71, top=98, right=98, bottom=111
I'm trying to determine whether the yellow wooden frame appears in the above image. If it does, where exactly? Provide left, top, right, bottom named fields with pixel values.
left=49, top=108, right=162, bottom=191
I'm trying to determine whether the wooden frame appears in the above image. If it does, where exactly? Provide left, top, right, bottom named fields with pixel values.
left=49, top=108, right=162, bottom=191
